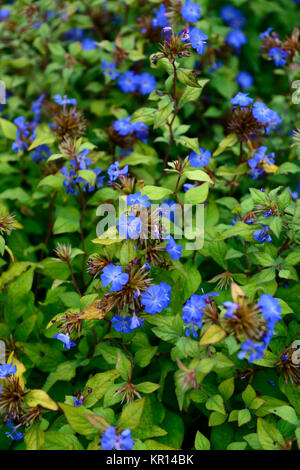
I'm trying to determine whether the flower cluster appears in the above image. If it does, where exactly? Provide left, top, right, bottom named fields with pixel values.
left=221, top=5, right=247, bottom=52
left=229, top=92, right=282, bottom=141
left=101, top=426, right=134, bottom=450
left=118, top=71, right=156, bottom=95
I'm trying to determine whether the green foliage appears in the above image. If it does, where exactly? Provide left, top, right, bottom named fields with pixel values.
left=0, top=0, right=299, bottom=453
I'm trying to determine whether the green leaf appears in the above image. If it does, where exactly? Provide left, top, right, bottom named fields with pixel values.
left=85, top=413, right=110, bottom=432
left=208, top=411, right=227, bottom=426
left=136, top=382, right=160, bottom=393
left=177, top=136, right=200, bottom=154
left=0, top=235, right=5, bottom=255
left=242, top=385, right=256, bottom=407
left=24, top=422, right=45, bottom=450
left=25, top=389, right=58, bottom=410
left=269, top=406, right=298, bottom=426
left=206, top=395, right=226, bottom=415
left=53, top=207, right=80, bottom=234
left=238, top=409, right=251, bottom=427
left=77, top=169, right=97, bottom=187
left=213, top=134, right=238, bottom=157
left=195, top=431, right=211, bottom=450
left=38, top=175, right=64, bottom=191
left=184, top=183, right=209, bottom=204
left=43, top=360, right=80, bottom=391
left=0, top=118, right=17, bottom=140
left=269, top=217, right=282, bottom=238
left=216, top=222, right=254, bottom=241
left=118, top=397, right=145, bottom=430
left=116, top=350, right=131, bottom=381
left=141, top=185, right=173, bottom=200
left=257, top=417, right=285, bottom=450
left=218, top=377, right=235, bottom=400
left=59, top=403, right=95, bottom=436
left=28, top=132, right=56, bottom=151
left=249, top=188, right=268, bottom=205
left=183, top=169, right=212, bottom=183
left=177, top=69, right=205, bottom=88
left=84, top=370, right=120, bottom=407
left=153, top=102, right=174, bottom=129
left=178, top=79, right=209, bottom=108
left=199, top=325, right=226, bottom=346
left=42, top=431, right=84, bottom=450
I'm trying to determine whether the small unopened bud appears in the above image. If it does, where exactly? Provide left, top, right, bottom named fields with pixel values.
left=54, top=243, right=72, bottom=263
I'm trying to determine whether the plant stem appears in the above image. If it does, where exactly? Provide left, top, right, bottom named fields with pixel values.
left=163, top=61, right=179, bottom=169
left=66, top=259, right=82, bottom=296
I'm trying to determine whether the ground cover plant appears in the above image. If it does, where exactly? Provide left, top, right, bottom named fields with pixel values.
left=0, top=0, right=300, bottom=452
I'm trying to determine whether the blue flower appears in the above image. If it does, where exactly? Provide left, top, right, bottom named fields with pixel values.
left=189, top=28, right=208, bottom=55
left=220, top=5, right=246, bottom=29
left=131, top=122, right=149, bottom=143
left=63, top=27, right=85, bottom=41
left=81, top=38, right=97, bottom=50
left=31, top=94, right=45, bottom=122
left=238, top=340, right=265, bottom=362
left=53, top=94, right=77, bottom=107
left=166, top=235, right=182, bottom=260
left=223, top=301, right=238, bottom=318
left=257, top=294, right=282, bottom=327
left=181, top=0, right=201, bottom=23
left=53, top=333, right=76, bottom=350
left=182, top=294, right=206, bottom=337
left=31, top=144, right=51, bottom=163
left=137, top=73, right=156, bottom=95
left=141, top=283, right=171, bottom=314
left=253, top=225, right=272, bottom=243
left=117, top=213, right=142, bottom=239
left=189, top=148, right=211, bottom=167
left=254, top=146, right=275, bottom=165
left=60, top=167, right=82, bottom=195
left=101, top=426, right=134, bottom=450
left=183, top=183, right=196, bottom=192
left=259, top=27, right=273, bottom=40
left=127, top=191, right=151, bottom=208
left=101, top=264, right=129, bottom=291
left=230, top=92, right=253, bottom=107
left=252, top=103, right=282, bottom=133
left=113, top=116, right=134, bottom=135
left=0, top=10, right=10, bottom=21
left=111, top=316, right=133, bottom=334
left=5, top=420, right=24, bottom=441
left=226, top=29, right=247, bottom=50
left=107, top=161, right=128, bottom=181
left=70, top=148, right=91, bottom=170
left=73, top=396, right=83, bottom=407
left=82, top=168, right=104, bottom=192
left=142, top=262, right=151, bottom=270
left=101, top=60, right=120, bottom=80
left=152, top=4, right=169, bottom=29
left=289, top=188, right=298, bottom=200
left=268, top=47, right=288, bottom=67
left=130, top=315, right=144, bottom=330
left=236, top=71, right=253, bottom=89
left=118, top=71, right=139, bottom=93
left=160, top=281, right=172, bottom=308
left=0, top=363, right=17, bottom=379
